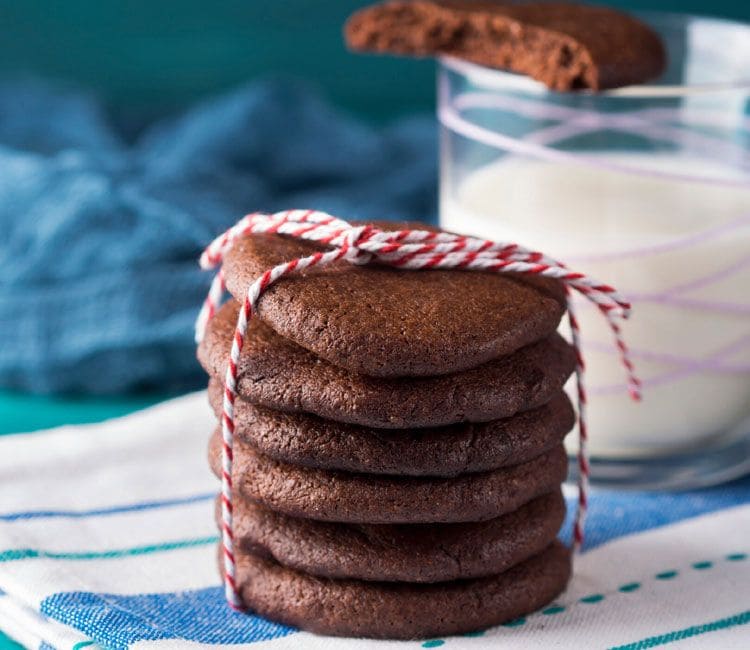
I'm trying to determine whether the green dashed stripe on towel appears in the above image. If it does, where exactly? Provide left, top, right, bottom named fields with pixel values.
left=419, top=551, right=748, bottom=648
left=0, top=535, right=218, bottom=562
left=609, top=610, right=750, bottom=650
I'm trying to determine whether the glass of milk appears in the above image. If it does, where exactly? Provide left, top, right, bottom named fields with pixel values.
left=438, top=13, right=750, bottom=489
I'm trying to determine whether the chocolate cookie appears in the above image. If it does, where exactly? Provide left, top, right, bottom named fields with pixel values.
left=208, top=379, right=574, bottom=476
left=208, top=432, right=568, bottom=523
left=222, top=222, right=566, bottom=377
left=224, top=490, right=565, bottom=583
left=198, top=300, right=577, bottom=428
left=345, top=1, right=666, bottom=91
left=232, top=540, right=571, bottom=639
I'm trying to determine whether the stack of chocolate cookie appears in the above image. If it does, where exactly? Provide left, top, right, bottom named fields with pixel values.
left=198, top=222, right=577, bottom=639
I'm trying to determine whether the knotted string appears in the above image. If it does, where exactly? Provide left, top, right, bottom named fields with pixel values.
left=195, top=208, right=641, bottom=609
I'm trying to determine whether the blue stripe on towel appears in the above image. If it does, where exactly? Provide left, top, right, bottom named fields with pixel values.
left=0, top=493, right=214, bottom=522
left=563, top=474, right=750, bottom=551
left=41, top=587, right=295, bottom=649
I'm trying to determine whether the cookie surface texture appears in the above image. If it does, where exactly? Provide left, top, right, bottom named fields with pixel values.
left=226, top=490, right=565, bottom=582
left=234, top=540, right=571, bottom=639
left=208, top=380, right=575, bottom=476
left=198, top=300, right=577, bottom=428
left=209, top=432, right=568, bottom=524
left=345, top=1, right=666, bottom=90
left=222, top=221, right=567, bottom=377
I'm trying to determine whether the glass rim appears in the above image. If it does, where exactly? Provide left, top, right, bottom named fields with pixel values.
left=439, top=10, right=750, bottom=99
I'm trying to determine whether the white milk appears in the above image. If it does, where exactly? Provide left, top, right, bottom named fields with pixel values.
left=440, top=155, right=750, bottom=457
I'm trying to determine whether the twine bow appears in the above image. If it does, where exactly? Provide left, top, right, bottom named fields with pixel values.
left=196, top=209, right=641, bottom=609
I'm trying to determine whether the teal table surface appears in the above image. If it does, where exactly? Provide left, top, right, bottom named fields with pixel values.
left=0, top=390, right=171, bottom=436
left=0, top=635, right=21, bottom=649
left=0, top=392, right=171, bottom=649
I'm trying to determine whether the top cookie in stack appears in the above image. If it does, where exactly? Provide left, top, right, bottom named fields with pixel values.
left=198, top=221, right=578, bottom=639
left=220, top=221, right=569, bottom=378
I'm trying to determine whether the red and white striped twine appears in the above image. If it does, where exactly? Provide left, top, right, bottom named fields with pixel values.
left=195, top=209, right=641, bottom=609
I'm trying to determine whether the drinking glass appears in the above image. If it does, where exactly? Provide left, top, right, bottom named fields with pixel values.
left=438, top=13, right=750, bottom=489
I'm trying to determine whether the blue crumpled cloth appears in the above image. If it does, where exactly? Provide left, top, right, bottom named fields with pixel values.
left=0, top=79, right=437, bottom=394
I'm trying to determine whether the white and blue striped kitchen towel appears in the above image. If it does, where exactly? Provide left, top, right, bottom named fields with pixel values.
left=0, top=392, right=748, bottom=649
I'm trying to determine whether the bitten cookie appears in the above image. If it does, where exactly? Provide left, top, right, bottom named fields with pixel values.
left=208, top=381, right=575, bottom=476
left=222, top=221, right=566, bottom=377
left=224, top=490, right=565, bottom=582
left=233, top=540, right=571, bottom=639
left=209, top=432, right=568, bottom=523
left=198, top=300, right=577, bottom=428
left=345, top=1, right=666, bottom=90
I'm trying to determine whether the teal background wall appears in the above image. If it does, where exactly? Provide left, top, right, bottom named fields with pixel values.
left=0, top=1, right=748, bottom=123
